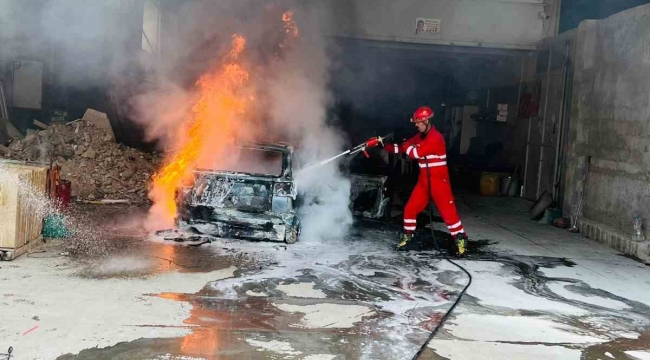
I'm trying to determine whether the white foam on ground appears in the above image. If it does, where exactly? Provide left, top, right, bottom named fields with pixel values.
left=429, top=340, right=581, bottom=360
left=546, top=282, right=631, bottom=310
left=624, top=351, right=650, bottom=360
left=277, top=282, right=327, bottom=299
left=616, top=332, right=641, bottom=339
left=459, top=261, right=587, bottom=314
left=626, top=351, right=650, bottom=360
left=445, top=314, right=607, bottom=344
left=274, top=303, right=375, bottom=329
left=540, top=260, right=650, bottom=308
left=0, top=256, right=235, bottom=360
left=245, top=290, right=269, bottom=297
left=303, top=355, right=336, bottom=360
left=245, top=339, right=302, bottom=356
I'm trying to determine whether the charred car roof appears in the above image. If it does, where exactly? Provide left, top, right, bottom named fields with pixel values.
left=193, top=142, right=295, bottom=180
left=236, top=142, right=293, bottom=153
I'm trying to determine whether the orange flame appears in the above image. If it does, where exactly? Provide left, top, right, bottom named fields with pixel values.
left=282, top=11, right=299, bottom=38
left=148, top=12, right=301, bottom=229
left=149, top=34, right=251, bottom=225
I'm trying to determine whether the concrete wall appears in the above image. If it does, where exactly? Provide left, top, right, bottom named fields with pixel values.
left=560, top=0, right=650, bottom=33
left=563, top=4, right=650, bottom=238
left=323, top=0, right=559, bottom=50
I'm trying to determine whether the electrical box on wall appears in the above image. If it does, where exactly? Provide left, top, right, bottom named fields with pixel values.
left=497, top=103, right=508, bottom=122
left=12, top=60, right=43, bottom=110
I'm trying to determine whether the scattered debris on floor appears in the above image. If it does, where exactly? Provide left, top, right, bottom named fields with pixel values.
left=155, top=229, right=213, bottom=247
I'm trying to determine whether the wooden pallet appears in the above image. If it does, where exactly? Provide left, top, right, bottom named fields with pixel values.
left=0, top=162, right=49, bottom=260
left=0, top=236, right=44, bottom=261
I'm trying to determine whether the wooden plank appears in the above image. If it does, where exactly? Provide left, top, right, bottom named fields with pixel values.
left=0, top=236, right=44, bottom=261
left=33, top=119, right=49, bottom=129
left=0, top=163, right=48, bottom=250
left=0, top=118, right=23, bottom=139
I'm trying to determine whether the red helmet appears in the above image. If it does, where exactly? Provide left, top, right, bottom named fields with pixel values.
left=411, top=106, right=434, bottom=123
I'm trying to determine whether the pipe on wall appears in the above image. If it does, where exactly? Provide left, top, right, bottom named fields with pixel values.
left=535, top=46, right=553, bottom=199
left=552, top=40, right=571, bottom=201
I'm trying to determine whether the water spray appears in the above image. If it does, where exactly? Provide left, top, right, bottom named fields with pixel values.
left=301, top=133, right=393, bottom=171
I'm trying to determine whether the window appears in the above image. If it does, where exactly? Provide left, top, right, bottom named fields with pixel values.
left=142, top=0, right=160, bottom=54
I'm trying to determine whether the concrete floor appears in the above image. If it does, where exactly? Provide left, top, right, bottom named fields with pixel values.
left=1, top=197, right=649, bottom=360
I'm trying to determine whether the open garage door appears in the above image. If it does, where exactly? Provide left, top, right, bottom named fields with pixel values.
left=522, top=36, right=574, bottom=202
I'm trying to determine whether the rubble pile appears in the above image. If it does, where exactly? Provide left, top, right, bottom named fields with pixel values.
left=1, top=120, right=161, bottom=205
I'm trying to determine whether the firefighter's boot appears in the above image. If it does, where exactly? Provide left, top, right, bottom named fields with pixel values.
left=396, top=233, right=413, bottom=251
left=454, top=233, right=468, bottom=258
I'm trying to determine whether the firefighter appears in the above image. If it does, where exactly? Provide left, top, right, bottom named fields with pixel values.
left=384, top=106, right=468, bottom=256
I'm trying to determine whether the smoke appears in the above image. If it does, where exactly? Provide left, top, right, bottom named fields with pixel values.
left=1, top=0, right=353, bottom=241
left=0, top=0, right=135, bottom=88
left=126, top=1, right=353, bottom=240
left=265, top=6, right=354, bottom=241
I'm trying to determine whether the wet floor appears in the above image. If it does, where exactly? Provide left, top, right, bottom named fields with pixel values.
left=51, top=218, right=467, bottom=359
left=5, top=202, right=650, bottom=359
left=54, top=220, right=650, bottom=359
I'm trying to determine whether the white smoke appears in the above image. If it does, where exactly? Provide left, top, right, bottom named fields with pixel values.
left=126, top=1, right=354, bottom=240
left=266, top=7, right=353, bottom=242
left=1, top=0, right=354, bottom=241
left=295, top=162, right=353, bottom=241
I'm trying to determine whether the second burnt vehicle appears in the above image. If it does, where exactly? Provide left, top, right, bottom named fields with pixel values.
left=176, top=142, right=391, bottom=244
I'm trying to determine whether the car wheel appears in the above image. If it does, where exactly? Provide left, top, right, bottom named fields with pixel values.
left=285, top=227, right=299, bottom=244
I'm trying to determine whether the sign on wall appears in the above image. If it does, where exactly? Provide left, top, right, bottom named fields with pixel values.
left=497, top=104, right=508, bottom=122
left=415, top=18, right=441, bottom=34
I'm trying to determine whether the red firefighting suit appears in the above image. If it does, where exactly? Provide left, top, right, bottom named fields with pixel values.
left=386, top=127, right=465, bottom=237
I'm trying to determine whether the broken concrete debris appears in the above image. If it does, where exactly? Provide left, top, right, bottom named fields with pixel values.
left=1, top=119, right=161, bottom=205
left=82, top=108, right=115, bottom=140
left=155, top=229, right=213, bottom=246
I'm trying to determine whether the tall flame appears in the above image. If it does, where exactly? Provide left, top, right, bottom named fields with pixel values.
left=148, top=11, right=301, bottom=230
left=149, top=34, right=250, bottom=226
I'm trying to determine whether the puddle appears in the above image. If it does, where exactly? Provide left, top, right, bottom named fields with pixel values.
left=58, top=289, right=388, bottom=360
left=582, top=332, right=650, bottom=359
left=74, top=242, right=256, bottom=279
left=58, top=231, right=439, bottom=359
left=617, top=253, right=650, bottom=266
left=52, top=217, right=650, bottom=360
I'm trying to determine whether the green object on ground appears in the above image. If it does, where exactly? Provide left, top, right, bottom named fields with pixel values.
left=538, top=208, right=563, bottom=225
left=43, top=214, right=72, bottom=239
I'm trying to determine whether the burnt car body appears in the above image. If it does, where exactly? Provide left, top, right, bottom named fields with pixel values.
left=177, top=142, right=391, bottom=243
left=349, top=174, right=391, bottom=221
left=177, top=143, right=300, bottom=243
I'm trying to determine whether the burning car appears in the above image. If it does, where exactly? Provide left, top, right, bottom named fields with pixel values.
left=177, top=143, right=300, bottom=243
left=177, top=142, right=391, bottom=244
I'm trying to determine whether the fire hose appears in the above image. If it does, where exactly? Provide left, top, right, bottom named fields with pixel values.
left=411, top=160, right=472, bottom=359
left=300, top=133, right=394, bottom=171
left=301, top=132, right=472, bottom=358
left=0, top=347, right=12, bottom=360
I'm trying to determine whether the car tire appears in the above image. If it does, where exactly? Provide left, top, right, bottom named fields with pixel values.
left=285, top=228, right=299, bottom=244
